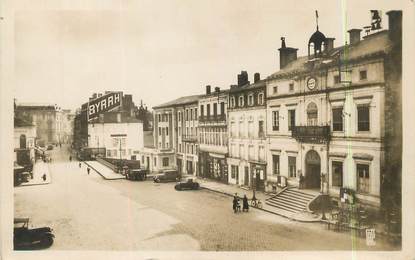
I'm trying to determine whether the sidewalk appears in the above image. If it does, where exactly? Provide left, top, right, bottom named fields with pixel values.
left=20, top=161, right=51, bottom=187
left=83, top=161, right=125, bottom=180
left=195, top=177, right=321, bottom=222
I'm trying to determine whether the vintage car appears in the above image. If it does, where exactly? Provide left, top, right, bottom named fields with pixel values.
left=126, top=168, right=148, bottom=181
left=14, top=218, right=54, bottom=250
left=46, top=144, right=54, bottom=150
left=153, top=170, right=180, bottom=183
left=174, top=178, right=200, bottom=191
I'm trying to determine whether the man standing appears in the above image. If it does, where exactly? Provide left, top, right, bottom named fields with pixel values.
left=87, top=167, right=90, bottom=175
left=79, top=162, right=82, bottom=168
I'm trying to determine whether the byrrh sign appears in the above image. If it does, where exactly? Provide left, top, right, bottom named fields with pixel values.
left=88, top=92, right=122, bottom=120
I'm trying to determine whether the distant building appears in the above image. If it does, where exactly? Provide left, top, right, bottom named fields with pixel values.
left=15, top=102, right=64, bottom=145
left=87, top=111, right=143, bottom=160
left=14, top=116, right=37, bottom=164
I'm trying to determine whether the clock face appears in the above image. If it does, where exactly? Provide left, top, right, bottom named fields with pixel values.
left=307, top=77, right=317, bottom=90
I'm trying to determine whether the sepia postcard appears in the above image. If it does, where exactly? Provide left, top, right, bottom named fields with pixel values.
left=1, top=0, right=414, bottom=260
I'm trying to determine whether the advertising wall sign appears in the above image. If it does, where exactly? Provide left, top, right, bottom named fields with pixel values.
left=88, top=92, right=122, bottom=120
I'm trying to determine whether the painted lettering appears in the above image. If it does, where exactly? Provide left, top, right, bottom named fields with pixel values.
left=89, top=105, right=95, bottom=115
left=101, top=99, right=107, bottom=110
left=114, top=93, right=120, bottom=103
left=108, top=96, right=113, bottom=106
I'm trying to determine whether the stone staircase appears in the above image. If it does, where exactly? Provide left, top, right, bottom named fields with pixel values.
left=265, top=188, right=318, bottom=214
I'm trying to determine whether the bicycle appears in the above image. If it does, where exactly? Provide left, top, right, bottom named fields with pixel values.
left=250, top=198, right=263, bottom=209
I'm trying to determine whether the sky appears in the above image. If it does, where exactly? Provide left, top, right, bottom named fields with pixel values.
left=12, top=0, right=399, bottom=111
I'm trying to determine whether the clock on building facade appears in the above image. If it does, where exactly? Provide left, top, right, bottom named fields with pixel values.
left=307, top=77, right=317, bottom=90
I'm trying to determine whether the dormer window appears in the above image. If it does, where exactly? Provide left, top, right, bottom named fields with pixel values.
left=360, top=70, right=367, bottom=80
left=238, top=96, right=244, bottom=107
left=248, top=94, right=254, bottom=106
left=289, top=83, right=294, bottom=92
left=334, top=75, right=340, bottom=84
left=273, top=86, right=278, bottom=94
left=258, top=93, right=264, bottom=105
left=230, top=97, right=236, bottom=108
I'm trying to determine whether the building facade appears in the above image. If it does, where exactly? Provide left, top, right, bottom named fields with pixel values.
left=198, top=85, right=229, bottom=183
left=227, top=71, right=267, bottom=190
left=264, top=11, right=401, bottom=208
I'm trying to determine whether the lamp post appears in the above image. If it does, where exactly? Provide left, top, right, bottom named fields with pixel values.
left=320, top=172, right=328, bottom=220
left=251, top=167, right=257, bottom=201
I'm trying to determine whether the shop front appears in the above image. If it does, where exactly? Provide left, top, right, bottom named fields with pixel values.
left=250, top=162, right=267, bottom=192
left=199, top=151, right=228, bottom=184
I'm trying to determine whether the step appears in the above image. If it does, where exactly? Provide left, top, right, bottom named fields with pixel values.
left=265, top=200, right=303, bottom=213
left=266, top=199, right=305, bottom=211
left=284, top=189, right=316, bottom=199
left=277, top=193, right=311, bottom=204
left=268, top=196, right=308, bottom=208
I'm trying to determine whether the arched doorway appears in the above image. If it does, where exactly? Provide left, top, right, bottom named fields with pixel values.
left=305, top=150, right=321, bottom=189
left=19, top=134, right=27, bottom=149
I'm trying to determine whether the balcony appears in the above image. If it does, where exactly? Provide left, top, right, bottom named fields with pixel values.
left=198, top=114, right=226, bottom=125
left=291, top=125, right=331, bottom=143
left=182, top=135, right=198, bottom=142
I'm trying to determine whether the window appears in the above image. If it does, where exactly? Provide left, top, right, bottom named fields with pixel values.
left=332, top=107, right=343, bottom=131
left=231, top=165, right=239, bottom=179
left=166, top=127, right=169, bottom=136
left=239, top=144, right=244, bottom=159
left=357, top=164, right=370, bottom=193
left=239, top=96, right=244, bottom=107
left=248, top=121, right=254, bottom=138
left=288, top=109, right=296, bottom=131
left=307, top=102, right=318, bottom=126
left=162, top=157, right=169, bottom=167
left=248, top=145, right=255, bottom=160
left=239, top=119, right=244, bottom=137
left=273, top=86, right=278, bottom=94
left=357, top=105, right=370, bottom=131
left=194, top=108, right=197, bottom=119
left=272, top=111, right=279, bottom=131
left=359, top=70, right=367, bottom=80
left=332, top=161, right=343, bottom=187
left=207, top=104, right=211, bottom=117
left=230, top=97, right=235, bottom=108
left=334, top=75, right=340, bottom=84
left=213, top=103, right=217, bottom=116
left=200, top=105, right=204, bottom=117
left=220, top=102, right=225, bottom=115
left=288, top=156, right=296, bottom=178
left=107, top=150, right=111, bottom=157
left=259, top=146, right=265, bottom=161
left=248, top=94, right=254, bottom=106
left=258, top=93, right=264, bottom=105
left=154, top=158, right=157, bottom=166
left=158, top=114, right=161, bottom=122
left=258, top=120, right=264, bottom=138
left=190, top=109, right=193, bottom=120
left=272, top=155, right=280, bottom=175
left=289, top=83, right=294, bottom=92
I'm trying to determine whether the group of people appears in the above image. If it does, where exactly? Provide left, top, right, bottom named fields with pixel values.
left=232, top=193, right=249, bottom=213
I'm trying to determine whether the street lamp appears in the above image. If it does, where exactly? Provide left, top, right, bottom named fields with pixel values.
left=320, top=172, right=329, bottom=220
left=251, top=166, right=257, bottom=201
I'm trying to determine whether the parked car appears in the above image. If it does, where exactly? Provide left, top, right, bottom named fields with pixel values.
left=153, top=170, right=180, bottom=183
left=46, top=144, right=54, bottom=150
left=126, top=168, right=148, bottom=181
left=14, top=218, right=54, bottom=250
left=175, top=178, right=200, bottom=191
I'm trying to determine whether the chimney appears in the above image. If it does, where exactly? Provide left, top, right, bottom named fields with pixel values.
left=348, top=29, right=362, bottom=44
left=386, top=11, right=402, bottom=43
left=206, top=85, right=211, bottom=95
left=214, top=87, right=220, bottom=93
left=324, top=38, right=335, bottom=52
left=254, top=73, right=260, bottom=83
left=92, top=93, right=97, bottom=99
left=278, top=37, right=298, bottom=70
left=237, top=71, right=249, bottom=87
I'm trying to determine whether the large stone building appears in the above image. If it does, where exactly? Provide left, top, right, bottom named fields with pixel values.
left=15, top=102, right=64, bottom=146
left=227, top=71, right=267, bottom=190
left=198, top=85, right=229, bottom=183
left=264, top=11, right=402, bottom=208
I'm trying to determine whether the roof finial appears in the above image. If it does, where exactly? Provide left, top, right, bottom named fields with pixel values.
left=315, top=10, right=319, bottom=31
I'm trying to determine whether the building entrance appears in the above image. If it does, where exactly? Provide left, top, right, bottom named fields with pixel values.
left=305, top=150, right=321, bottom=189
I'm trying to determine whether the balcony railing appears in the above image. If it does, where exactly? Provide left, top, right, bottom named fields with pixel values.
left=182, top=135, right=198, bottom=142
left=198, top=114, right=226, bottom=123
left=291, top=125, right=331, bottom=143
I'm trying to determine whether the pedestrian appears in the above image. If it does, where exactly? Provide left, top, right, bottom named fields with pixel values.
left=87, top=167, right=90, bottom=175
left=233, top=193, right=239, bottom=213
left=299, top=174, right=305, bottom=189
left=42, top=174, right=46, bottom=182
left=69, top=155, right=72, bottom=162
left=243, top=194, right=249, bottom=212
left=79, top=162, right=82, bottom=168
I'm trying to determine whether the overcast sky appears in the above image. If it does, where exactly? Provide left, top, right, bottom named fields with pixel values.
left=13, top=0, right=397, bottom=111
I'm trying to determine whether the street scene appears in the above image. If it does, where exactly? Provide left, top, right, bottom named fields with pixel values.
left=11, top=2, right=405, bottom=255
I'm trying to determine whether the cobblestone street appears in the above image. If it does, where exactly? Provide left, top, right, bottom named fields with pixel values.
left=14, top=146, right=398, bottom=251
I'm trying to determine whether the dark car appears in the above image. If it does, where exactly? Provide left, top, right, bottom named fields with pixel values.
left=126, top=168, right=148, bottom=181
left=14, top=218, right=54, bottom=250
left=175, top=178, right=200, bottom=191
left=46, top=144, right=54, bottom=150
left=153, top=170, right=180, bottom=183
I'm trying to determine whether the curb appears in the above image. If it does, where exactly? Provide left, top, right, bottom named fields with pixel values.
left=200, top=185, right=321, bottom=223
left=82, top=161, right=124, bottom=180
left=17, top=163, right=52, bottom=187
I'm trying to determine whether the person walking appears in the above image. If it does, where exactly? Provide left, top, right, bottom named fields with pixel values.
left=79, top=162, right=82, bottom=168
left=243, top=195, right=249, bottom=212
left=42, top=174, right=47, bottom=182
left=87, top=167, right=90, bottom=175
left=233, top=194, right=238, bottom=213
left=299, top=174, right=305, bottom=189
left=69, top=155, right=72, bottom=162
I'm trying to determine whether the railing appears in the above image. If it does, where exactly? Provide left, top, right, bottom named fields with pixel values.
left=291, top=125, right=331, bottom=143
left=198, top=114, right=226, bottom=123
left=182, top=135, right=198, bottom=142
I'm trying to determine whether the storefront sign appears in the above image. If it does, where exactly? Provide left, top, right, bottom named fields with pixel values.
left=88, top=92, right=122, bottom=120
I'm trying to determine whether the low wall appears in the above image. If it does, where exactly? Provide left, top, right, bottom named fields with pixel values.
left=101, top=157, right=141, bottom=170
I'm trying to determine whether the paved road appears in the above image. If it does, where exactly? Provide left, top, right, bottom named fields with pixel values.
left=14, top=145, right=398, bottom=251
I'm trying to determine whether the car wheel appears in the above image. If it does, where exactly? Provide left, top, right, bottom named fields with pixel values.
left=40, top=234, right=54, bottom=248
left=194, top=183, right=199, bottom=190
left=154, top=179, right=160, bottom=183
